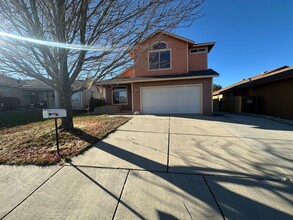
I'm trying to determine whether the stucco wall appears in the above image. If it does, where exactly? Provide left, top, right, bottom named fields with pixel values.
left=248, top=78, right=293, bottom=119
left=133, top=33, right=189, bottom=76
left=189, top=52, right=208, bottom=71
left=217, top=78, right=293, bottom=120
left=132, top=78, right=213, bottom=115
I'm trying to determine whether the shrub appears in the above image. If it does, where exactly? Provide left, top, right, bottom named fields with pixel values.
left=0, top=97, right=21, bottom=110
left=88, top=97, right=107, bottom=112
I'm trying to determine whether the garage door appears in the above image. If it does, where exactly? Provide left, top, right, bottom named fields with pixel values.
left=141, top=85, right=202, bottom=114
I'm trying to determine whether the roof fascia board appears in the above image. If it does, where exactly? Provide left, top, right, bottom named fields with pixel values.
left=98, top=75, right=218, bottom=85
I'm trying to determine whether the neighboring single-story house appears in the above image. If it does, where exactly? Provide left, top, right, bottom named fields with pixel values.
left=213, top=66, right=293, bottom=120
left=97, top=31, right=219, bottom=115
left=0, top=74, right=101, bottom=110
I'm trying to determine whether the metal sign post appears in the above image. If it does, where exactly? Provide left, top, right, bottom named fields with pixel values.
left=43, top=109, right=67, bottom=156
left=54, top=118, right=60, bottom=155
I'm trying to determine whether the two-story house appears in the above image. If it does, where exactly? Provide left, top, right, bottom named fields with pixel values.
left=98, top=31, right=219, bottom=115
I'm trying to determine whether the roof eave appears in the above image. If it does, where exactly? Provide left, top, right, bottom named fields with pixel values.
left=129, top=30, right=195, bottom=53
left=97, top=74, right=219, bottom=85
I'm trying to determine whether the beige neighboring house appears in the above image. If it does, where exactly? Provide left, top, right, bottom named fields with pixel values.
left=0, top=74, right=101, bottom=110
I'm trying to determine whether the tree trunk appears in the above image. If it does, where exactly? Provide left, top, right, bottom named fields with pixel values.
left=59, top=88, right=74, bottom=130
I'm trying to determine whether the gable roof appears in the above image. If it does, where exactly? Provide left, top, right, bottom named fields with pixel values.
left=189, top=42, right=215, bottom=52
left=0, top=73, right=22, bottom=87
left=129, top=30, right=215, bottom=55
left=214, top=65, right=293, bottom=95
left=138, top=30, right=195, bottom=45
left=21, top=79, right=53, bottom=90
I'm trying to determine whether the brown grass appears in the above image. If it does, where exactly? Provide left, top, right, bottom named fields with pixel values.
left=0, top=115, right=130, bottom=165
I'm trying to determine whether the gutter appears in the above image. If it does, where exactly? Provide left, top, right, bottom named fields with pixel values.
left=97, top=74, right=219, bottom=85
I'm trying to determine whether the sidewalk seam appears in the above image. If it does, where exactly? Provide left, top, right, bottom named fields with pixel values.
left=1, top=166, right=64, bottom=220
left=65, top=164, right=290, bottom=182
left=112, top=170, right=130, bottom=220
left=167, top=116, right=171, bottom=172
left=202, top=176, right=226, bottom=220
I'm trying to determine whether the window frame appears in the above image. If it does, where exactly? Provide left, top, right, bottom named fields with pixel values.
left=151, top=42, right=168, bottom=50
left=148, top=48, right=172, bottom=71
left=112, top=86, right=128, bottom=105
left=190, top=48, right=207, bottom=54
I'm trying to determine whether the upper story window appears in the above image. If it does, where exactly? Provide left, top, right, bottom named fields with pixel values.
left=190, top=48, right=207, bottom=54
left=152, top=42, right=167, bottom=50
left=149, top=42, right=171, bottom=70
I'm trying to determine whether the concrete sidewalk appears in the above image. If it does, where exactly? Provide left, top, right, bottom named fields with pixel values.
left=1, top=114, right=293, bottom=219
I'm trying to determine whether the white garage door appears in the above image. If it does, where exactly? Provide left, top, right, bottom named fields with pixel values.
left=141, top=85, right=202, bottom=114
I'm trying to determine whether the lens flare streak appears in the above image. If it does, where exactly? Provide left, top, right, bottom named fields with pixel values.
left=0, top=32, right=113, bottom=51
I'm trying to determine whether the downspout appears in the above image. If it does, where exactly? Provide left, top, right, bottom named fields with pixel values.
left=186, top=42, right=189, bottom=73
left=54, top=90, right=60, bottom=108
left=131, top=83, right=134, bottom=113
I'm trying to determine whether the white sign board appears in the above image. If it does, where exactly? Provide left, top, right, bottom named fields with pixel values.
left=43, top=109, right=67, bottom=119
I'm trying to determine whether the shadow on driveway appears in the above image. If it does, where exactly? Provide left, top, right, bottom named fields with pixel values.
left=69, top=129, right=293, bottom=219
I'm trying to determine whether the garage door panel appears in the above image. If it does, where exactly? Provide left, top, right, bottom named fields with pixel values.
left=141, top=85, right=201, bottom=114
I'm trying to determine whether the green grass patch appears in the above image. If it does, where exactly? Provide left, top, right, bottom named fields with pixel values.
left=0, top=115, right=130, bottom=165
left=0, top=109, right=88, bottom=129
left=0, top=110, right=44, bottom=129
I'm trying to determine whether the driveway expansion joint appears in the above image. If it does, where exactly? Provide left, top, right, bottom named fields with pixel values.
left=202, top=175, right=226, bottom=220
left=117, top=129, right=168, bottom=134
left=167, top=116, right=171, bottom=172
left=65, top=164, right=292, bottom=183
left=1, top=165, right=64, bottom=220
left=112, top=170, right=130, bottom=220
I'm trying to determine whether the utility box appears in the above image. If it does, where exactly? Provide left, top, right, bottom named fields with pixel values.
left=42, top=109, right=67, bottom=119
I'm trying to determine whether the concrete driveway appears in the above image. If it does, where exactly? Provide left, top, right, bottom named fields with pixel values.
left=1, top=113, right=293, bottom=219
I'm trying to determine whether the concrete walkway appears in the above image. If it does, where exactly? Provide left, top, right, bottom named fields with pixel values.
left=1, top=114, right=293, bottom=219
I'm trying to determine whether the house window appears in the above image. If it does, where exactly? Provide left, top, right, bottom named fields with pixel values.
left=113, top=86, right=127, bottom=105
left=71, top=92, right=81, bottom=104
left=190, top=48, right=207, bottom=54
left=149, top=42, right=171, bottom=70
left=152, top=42, right=167, bottom=50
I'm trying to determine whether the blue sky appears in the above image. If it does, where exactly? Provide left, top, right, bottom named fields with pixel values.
left=177, top=0, right=293, bottom=87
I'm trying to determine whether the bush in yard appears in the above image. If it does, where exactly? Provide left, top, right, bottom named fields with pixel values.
left=88, top=97, right=107, bottom=112
left=0, top=97, right=21, bottom=110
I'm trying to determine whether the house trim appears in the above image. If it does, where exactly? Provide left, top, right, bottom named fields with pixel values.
left=151, top=41, right=168, bottom=49
left=186, top=42, right=189, bottom=73
left=111, top=85, right=129, bottom=106
left=98, top=73, right=219, bottom=87
left=148, top=48, right=172, bottom=71
left=131, top=82, right=134, bottom=113
left=190, top=48, right=208, bottom=54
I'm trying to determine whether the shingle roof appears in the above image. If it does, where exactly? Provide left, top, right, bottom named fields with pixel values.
left=97, top=69, right=219, bottom=85
left=214, top=66, right=293, bottom=95
left=0, top=74, right=22, bottom=87
left=189, top=42, right=215, bottom=52
left=21, top=79, right=53, bottom=90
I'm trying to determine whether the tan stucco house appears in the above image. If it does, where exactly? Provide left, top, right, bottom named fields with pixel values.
left=213, top=66, right=293, bottom=120
left=98, top=31, right=219, bottom=115
left=0, top=74, right=100, bottom=110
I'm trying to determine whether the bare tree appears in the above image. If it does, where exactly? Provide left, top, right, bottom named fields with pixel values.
left=213, top=83, right=222, bottom=92
left=0, top=0, right=205, bottom=130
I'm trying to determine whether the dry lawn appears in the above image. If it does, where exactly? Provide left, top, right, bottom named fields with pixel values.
left=0, top=115, right=130, bottom=165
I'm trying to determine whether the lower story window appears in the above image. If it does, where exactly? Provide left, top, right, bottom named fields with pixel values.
left=113, top=86, right=127, bottom=105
